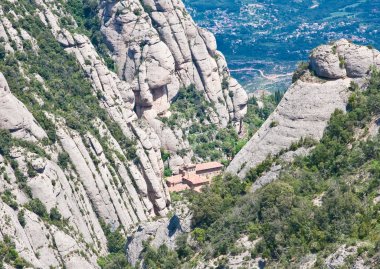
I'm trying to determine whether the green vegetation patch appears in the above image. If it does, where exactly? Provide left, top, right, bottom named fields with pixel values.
left=162, top=85, right=280, bottom=164
left=172, top=70, right=380, bottom=267
left=64, top=0, right=116, bottom=71
left=0, top=235, right=30, bottom=269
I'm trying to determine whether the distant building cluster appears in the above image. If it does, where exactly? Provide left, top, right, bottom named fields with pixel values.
left=166, top=162, right=223, bottom=192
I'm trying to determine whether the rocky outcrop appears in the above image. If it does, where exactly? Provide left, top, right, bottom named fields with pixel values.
left=310, top=40, right=380, bottom=79
left=0, top=73, right=47, bottom=141
left=99, top=0, right=248, bottom=129
left=0, top=0, right=204, bottom=266
left=97, top=0, right=248, bottom=169
left=195, top=236, right=264, bottom=269
left=228, top=40, right=380, bottom=178
left=324, top=245, right=361, bottom=269
left=126, top=202, right=192, bottom=266
left=0, top=142, right=106, bottom=268
left=146, top=117, right=193, bottom=173
left=250, top=147, right=312, bottom=193
left=33, top=0, right=170, bottom=217
left=0, top=0, right=246, bottom=265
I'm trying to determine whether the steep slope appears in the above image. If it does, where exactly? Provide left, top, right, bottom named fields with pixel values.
left=228, top=40, right=380, bottom=178
left=99, top=0, right=248, bottom=170
left=168, top=51, right=380, bottom=269
left=100, top=0, right=248, bottom=127
left=0, top=0, right=246, bottom=267
left=0, top=73, right=47, bottom=142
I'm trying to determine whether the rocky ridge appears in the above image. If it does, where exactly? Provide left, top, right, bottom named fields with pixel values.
left=100, top=0, right=248, bottom=126
left=228, top=39, right=380, bottom=178
left=99, top=0, right=248, bottom=170
left=0, top=0, right=246, bottom=267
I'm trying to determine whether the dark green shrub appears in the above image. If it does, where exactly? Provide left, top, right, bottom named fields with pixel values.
left=133, top=8, right=142, bottom=16
left=17, top=210, right=26, bottom=227
left=142, top=3, right=154, bottom=13
left=164, top=167, right=172, bottom=177
left=292, top=61, right=309, bottom=83
left=0, top=130, right=12, bottom=156
left=160, top=149, right=170, bottom=162
left=0, top=44, right=6, bottom=60
left=0, top=236, right=30, bottom=268
left=97, top=253, right=132, bottom=269
left=175, top=234, right=193, bottom=260
left=33, top=111, right=56, bottom=143
left=1, top=190, right=18, bottom=210
left=49, top=207, right=62, bottom=221
left=269, top=121, right=278, bottom=128
left=100, top=220, right=125, bottom=253
left=27, top=162, right=37, bottom=178
left=246, top=156, right=274, bottom=183
left=58, top=152, right=70, bottom=169
left=26, top=198, right=47, bottom=218
left=143, top=244, right=180, bottom=269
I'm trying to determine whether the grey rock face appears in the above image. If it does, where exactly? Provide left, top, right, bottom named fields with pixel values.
left=34, top=0, right=170, bottom=218
left=310, top=39, right=380, bottom=79
left=228, top=77, right=351, bottom=178
left=325, top=245, right=358, bottom=269
left=299, top=254, right=317, bottom=269
left=0, top=0, right=245, bottom=265
left=0, top=73, right=47, bottom=141
left=228, top=40, right=380, bottom=178
left=335, top=39, right=380, bottom=78
left=0, top=145, right=106, bottom=268
left=0, top=0, right=202, bottom=266
left=99, top=0, right=247, bottom=129
left=195, top=236, right=264, bottom=269
left=126, top=203, right=192, bottom=266
left=250, top=165, right=282, bottom=193
left=310, top=44, right=347, bottom=79
left=97, top=0, right=247, bottom=169
left=250, top=147, right=312, bottom=193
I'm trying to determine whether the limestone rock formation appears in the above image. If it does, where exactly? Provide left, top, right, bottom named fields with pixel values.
left=125, top=202, right=191, bottom=266
left=309, top=44, right=347, bottom=79
left=0, top=73, right=47, bottom=141
left=0, top=0, right=246, bottom=266
left=34, top=0, right=170, bottom=217
left=324, top=245, right=360, bottom=269
left=99, top=0, right=248, bottom=128
left=228, top=40, right=380, bottom=178
left=195, top=237, right=264, bottom=269
left=97, top=0, right=247, bottom=169
left=250, top=147, right=312, bottom=193
left=310, top=39, right=380, bottom=79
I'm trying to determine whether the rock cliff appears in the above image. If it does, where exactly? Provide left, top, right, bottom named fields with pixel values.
left=99, top=0, right=247, bottom=127
left=4, top=0, right=377, bottom=267
left=99, top=0, right=248, bottom=170
left=228, top=40, right=380, bottom=178
left=0, top=73, right=47, bottom=141
left=0, top=0, right=246, bottom=267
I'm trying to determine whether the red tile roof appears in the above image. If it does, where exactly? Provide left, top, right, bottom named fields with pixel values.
left=166, top=174, right=183, bottom=184
left=168, top=183, right=189, bottom=192
left=195, top=162, right=223, bottom=172
left=185, top=174, right=211, bottom=185
left=166, top=162, right=222, bottom=192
